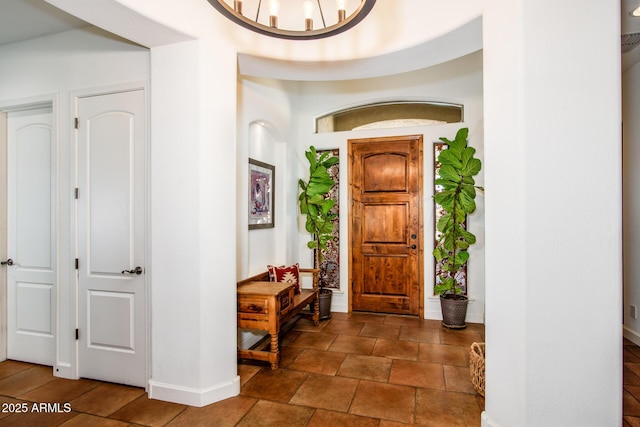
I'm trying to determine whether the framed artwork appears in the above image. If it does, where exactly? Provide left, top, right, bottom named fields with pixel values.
left=248, top=158, right=275, bottom=229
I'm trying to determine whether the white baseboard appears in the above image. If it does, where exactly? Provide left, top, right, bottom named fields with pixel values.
left=481, top=412, right=501, bottom=427
left=330, top=289, right=348, bottom=313
left=53, top=363, right=76, bottom=380
left=425, top=296, right=484, bottom=324
left=624, top=325, right=640, bottom=346
left=148, top=376, right=240, bottom=407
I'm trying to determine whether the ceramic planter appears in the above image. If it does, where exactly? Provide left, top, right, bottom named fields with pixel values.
left=440, top=294, right=468, bottom=329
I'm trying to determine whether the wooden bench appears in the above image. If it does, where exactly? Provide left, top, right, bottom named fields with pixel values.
left=237, top=268, right=320, bottom=369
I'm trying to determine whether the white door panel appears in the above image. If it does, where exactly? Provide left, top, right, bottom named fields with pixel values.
left=6, top=107, right=55, bottom=365
left=77, top=89, right=146, bottom=387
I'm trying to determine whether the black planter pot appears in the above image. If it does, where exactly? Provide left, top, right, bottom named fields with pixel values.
left=318, top=288, right=332, bottom=320
left=440, top=294, right=468, bottom=329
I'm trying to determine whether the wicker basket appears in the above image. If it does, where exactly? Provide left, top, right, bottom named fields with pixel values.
left=469, top=342, right=485, bottom=396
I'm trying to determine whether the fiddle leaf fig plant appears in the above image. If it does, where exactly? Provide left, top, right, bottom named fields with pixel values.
left=298, top=146, right=339, bottom=260
left=433, top=128, right=483, bottom=296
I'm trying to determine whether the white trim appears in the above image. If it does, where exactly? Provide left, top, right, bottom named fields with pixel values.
left=481, top=412, right=502, bottom=427
left=624, top=325, right=640, bottom=347
left=329, top=289, right=348, bottom=313
left=148, top=376, right=241, bottom=407
left=53, top=362, right=74, bottom=379
left=0, top=112, right=6, bottom=363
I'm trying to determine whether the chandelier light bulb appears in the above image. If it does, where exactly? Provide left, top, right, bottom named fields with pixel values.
left=304, top=0, right=314, bottom=19
left=336, top=0, right=346, bottom=21
left=303, top=0, right=314, bottom=30
left=268, top=0, right=279, bottom=28
left=269, top=0, right=280, bottom=16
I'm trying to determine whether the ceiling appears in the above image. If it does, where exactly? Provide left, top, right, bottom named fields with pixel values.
left=1, top=0, right=640, bottom=70
left=0, top=0, right=88, bottom=47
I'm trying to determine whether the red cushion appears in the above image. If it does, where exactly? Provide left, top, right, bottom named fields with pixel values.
left=267, top=264, right=300, bottom=294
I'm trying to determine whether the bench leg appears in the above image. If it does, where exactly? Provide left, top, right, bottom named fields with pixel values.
left=269, top=333, right=279, bottom=370
left=313, top=298, right=320, bottom=326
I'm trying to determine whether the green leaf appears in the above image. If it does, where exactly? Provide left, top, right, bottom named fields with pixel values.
left=455, top=250, right=470, bottom=265
left=434, top=178, right=458, bottom=189
left=460, top=229, right=476, bottom=245
left=438, top=149, right=462, bottom=168
left=434, top=191, right=455, bottom=208
left=320, top=199, right=336, bottom=214
left=438, top=165, right=461, bottom=183
left=323, top=156, right=339, bottom=168
left=462, top=158, right=482, bottom=177
left=459, top=191, right=477, bottom=213
left=437, top=213, right=453, bottom=233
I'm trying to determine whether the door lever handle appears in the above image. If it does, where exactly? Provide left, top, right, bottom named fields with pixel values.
left=1, top=258, right=13, bottom=266
left=121, top=266, right=143, bottom=275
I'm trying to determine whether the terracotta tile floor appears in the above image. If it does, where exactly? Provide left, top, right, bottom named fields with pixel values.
left=7, top=315, right=639, bottom=425
left=8, top=316, right=640, bottom=425
left=624, top=337, right=640, bottom=426
left=0, top=313, right=490, bottom=426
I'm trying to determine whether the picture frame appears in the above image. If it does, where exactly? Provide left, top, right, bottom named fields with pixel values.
left=248, top=158, right=275, bottom=229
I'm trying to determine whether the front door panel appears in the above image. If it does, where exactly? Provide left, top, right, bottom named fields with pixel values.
left=350, top=135, right=423, bottom=315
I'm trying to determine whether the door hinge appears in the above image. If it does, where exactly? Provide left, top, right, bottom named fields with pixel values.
left=75, top=258, right=79, bottom=270
left=74, top=117, right=79, bottom=129
left=75, top=329, right=79, bottom=340
left=74, top=188, right=79, bottom=199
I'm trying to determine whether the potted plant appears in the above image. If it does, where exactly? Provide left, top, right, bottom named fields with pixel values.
left=433, top=127, right=483, bottom=329
left=298, top=146, right=339, bottom=320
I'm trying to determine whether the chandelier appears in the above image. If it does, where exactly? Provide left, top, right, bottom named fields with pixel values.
left=207, top=0, right=376, bottom=40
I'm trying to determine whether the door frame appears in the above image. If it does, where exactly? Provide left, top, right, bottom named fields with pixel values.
left=71, top=82, right=150, bottom=387
left=0, top=111, right=6, bottom=361
left=347, top=134, right=425, bottom=318
left=0, top=94, right=60, bottom=366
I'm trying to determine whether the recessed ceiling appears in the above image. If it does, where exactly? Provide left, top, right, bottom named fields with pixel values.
left=1, top=0, right=639, bottom=72
left=0, top=0, right=88, bottom=47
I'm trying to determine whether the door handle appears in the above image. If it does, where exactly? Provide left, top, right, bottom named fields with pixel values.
left=409, top=245, right=417, bottom=250
left=1, top=259, right=13, bottom=266
left=121, top=266, right=143, bottom=275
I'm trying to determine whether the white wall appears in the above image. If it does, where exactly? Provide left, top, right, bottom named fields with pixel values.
left=482, top=0, right=621, bottom=425
left=236, top=77, right=294, bottom=279
left=624, top=61, right=640, bottom=343
left=0, top=27, right=149, bottom=379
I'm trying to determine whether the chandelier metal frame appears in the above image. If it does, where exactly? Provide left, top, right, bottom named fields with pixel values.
left=207, top=0, right=376, bottom=40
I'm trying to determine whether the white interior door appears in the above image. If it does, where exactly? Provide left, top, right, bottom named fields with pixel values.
left=77, top=89, right=146, bottom=387
left=6, top=106, right=55, bottom=366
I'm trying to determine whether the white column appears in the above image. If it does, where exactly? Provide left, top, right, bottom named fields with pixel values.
left=148, top=39, right=239, bottom=406
left=483, top=0, right=622, bottom=426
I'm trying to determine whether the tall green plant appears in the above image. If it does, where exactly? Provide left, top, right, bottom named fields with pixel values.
left=433, top=128, right=483, bottom=296
left=298, top=146, right=339, bottom=262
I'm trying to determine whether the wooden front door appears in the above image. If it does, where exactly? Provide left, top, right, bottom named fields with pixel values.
left=350, top=135, right=423, bottom=316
